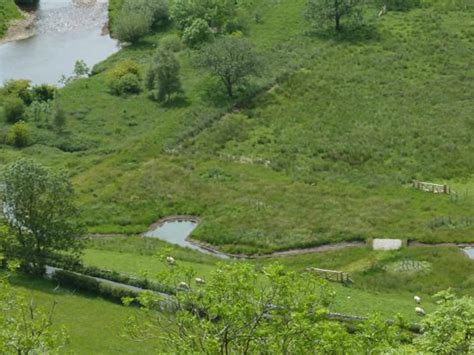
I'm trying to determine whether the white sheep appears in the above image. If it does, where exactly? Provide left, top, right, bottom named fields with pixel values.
left=195, top=278, right=205, bottom=285
left=166, top=256, right=175, bottom=265
left=415, top=307, right=425, bottom=316
left=414, top=295, right=421, bottom=304
left=178, top=281, right=189, bottom=290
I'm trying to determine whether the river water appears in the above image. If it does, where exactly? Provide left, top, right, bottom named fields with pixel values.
left=0, top=0, right=119, bottom=85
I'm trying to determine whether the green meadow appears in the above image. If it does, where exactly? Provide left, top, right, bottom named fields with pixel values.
left=1, top=0, right=473, bottom=352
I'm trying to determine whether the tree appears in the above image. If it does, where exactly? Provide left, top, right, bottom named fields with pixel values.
left=125, top=259, right=404, bottom=353
left=0, top=257, right=68, bottom=354
left=414, top=289, right=474, bottom=354
left=305, top=0, right=362, bottom=32
left=1, top=160, right=84, bottom=274
left=145, top=48, right=182, bottom=102
left=195, top=36, right=261, bottom=98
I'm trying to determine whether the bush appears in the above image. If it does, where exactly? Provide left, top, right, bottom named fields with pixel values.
left=114, top=0, right=153, bottom=44
left=1, top=79, right=32, bottom=105
left=53, top=269, right=141, bottom=304
left=3, top=97, right=26, bottom=123
left=31, top=84, right=56, bottom=102
left=6, top=121, right=31, bottom=148
left=182, top=18, right=213, bottom=48
left=108, top=60, right=140, bottom=80
left=107, top=60, right=142, bottom=96
left=160, top=34, right=183, bottom=52
left=110, top=73, right=142, bottom=96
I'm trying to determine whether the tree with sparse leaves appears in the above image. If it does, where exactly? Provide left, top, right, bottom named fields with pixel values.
left=0, top=257, right=68, bottom=354
left=1, top=159, right=84, bottom=275
left=195, top=36, right=261, bottom=98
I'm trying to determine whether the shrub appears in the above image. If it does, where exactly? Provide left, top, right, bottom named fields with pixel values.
left=114, top=0, right=153, bottom=44
left=3, top=97, right=26, bottom=123
left=31, top=84, right=56, bottom=102
left=6, top=121, right=31, bottom=148
left=160, top=34, right=183, bottom=52
left=107, top=60, right=142, bottom=96
left=53, top=269, right=141, bottom=304
left=145, top=48, right=182, bottom=101
left=108, top=60, right=140, bottom=80
left=182, top=18, right=213, bottom=48
left=110, top=73, right=142, bottom=96
left=1, top=79, right=32, bottom=105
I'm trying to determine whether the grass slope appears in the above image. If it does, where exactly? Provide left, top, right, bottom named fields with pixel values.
left=1, top=1, right=474, bottom=254
left=9, top=275, right=163, bottom=354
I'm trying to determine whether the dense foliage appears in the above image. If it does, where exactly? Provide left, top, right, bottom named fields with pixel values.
left=1, top=160, right=84, bottom=274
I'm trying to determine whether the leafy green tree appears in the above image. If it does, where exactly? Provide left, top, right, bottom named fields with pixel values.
left=146, top=48, right=183, bottom=102
left=125, top=259, right=404, bottom=353
left=1, top=160, right=85, bottom=274
left=415, top=289, right=474, bottom=354
left=0, top=257, right=68, bottom=354
left=6, top=121, right=31, bottom=148
left=195, top=36, right=261, bottom=98
left=305, top=0, right=362, bottom=32
left=182, top=18, right=213, bottom=48
left=3, top=96, right=26, bottom=123
left=170, top=0, right=237, bottom=31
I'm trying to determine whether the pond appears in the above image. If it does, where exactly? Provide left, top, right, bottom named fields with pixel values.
left=0, top=0, right=119, bottom=85
left=144, top=219, right=229, bottom=259
left=463, top=247, right=474, bottom=260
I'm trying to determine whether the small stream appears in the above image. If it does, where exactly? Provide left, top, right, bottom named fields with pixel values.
left=0, top=0, right=119, bottom=85
left=464, top=247, right=474, bottom=260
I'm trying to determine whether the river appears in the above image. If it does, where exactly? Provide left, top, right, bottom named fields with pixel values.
left=0, top=0, right=119, bottom=85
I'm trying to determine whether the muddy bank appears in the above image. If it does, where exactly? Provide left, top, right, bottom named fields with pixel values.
left=0, top=10, right=36, bottom=45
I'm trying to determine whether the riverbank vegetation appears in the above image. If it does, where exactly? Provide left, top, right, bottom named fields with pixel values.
left=0, top=0, right=20, bottom=37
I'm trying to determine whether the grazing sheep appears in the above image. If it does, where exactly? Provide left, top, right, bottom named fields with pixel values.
left=414, top=295, right=421, bottom=304
left=178, top=281, right=189, bottom=290
left=195, top=278, right=205, bottom=285
left=415, top=307, right=426, bottom=316
left=166, top=256, right=175, bottom=265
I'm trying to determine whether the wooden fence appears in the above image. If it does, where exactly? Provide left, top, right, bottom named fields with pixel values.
left=413, top=180, right=451, bottom=194
left=306, top=267, right=353, bottom=284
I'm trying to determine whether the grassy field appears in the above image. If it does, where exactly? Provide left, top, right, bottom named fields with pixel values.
left=2, top=0, right=474, bottom=254
left=0, top=0, right=20, bottom=37
left=8, top=274, right=164, bottom=354
left=83, top=237, right=474, bottom=321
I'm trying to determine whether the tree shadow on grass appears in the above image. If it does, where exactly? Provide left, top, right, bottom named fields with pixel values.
left=160, top=95, right=191, bottom=109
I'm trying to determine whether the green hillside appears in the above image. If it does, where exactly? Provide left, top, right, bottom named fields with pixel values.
left=1, top=1, right=474, bottom=255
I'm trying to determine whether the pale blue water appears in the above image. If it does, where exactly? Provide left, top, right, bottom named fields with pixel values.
left=463, top=247, right=474, bottom=260
left=0, top=0, right=118, bottom=85
left=144, top=220, right=229, bottom=259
